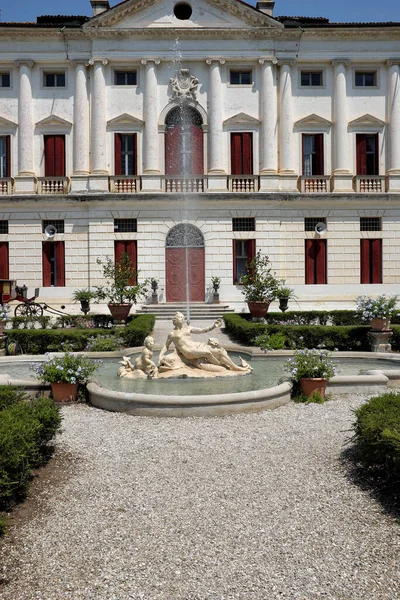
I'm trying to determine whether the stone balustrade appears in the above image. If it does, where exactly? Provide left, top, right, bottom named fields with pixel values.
left=0, top=178, right=13, bottom=195
left=164, top=177, right=206, bottom=193
left=354, top=176, right=386, bottom=193
left=228, top=176, right=259, bottom=193
left=299, top=176, right=331, bottom=193
left=109, top=176, right=140, bottom=194
left=37, top=177, right=69, bottom=194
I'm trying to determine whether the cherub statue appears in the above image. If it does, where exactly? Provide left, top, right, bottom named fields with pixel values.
left=118, top=336, right=158, bottom=379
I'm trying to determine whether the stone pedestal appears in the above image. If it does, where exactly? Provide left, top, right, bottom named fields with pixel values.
left=368, top=330, right=393, bottom=352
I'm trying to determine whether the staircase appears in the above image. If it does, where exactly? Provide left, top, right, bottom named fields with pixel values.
left=136, top=302, right=232, bottom=320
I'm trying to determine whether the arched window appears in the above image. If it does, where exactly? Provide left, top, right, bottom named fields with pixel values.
left=165, top=106, right=204, bottom=176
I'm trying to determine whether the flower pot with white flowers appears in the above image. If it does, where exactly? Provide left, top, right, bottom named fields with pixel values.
left=355, top=294, right=399, bottom=331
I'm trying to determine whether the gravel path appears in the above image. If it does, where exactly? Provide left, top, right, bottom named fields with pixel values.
left=1, top=397, right=399, bottom=600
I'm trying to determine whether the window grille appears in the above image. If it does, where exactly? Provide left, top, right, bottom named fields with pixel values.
left=42, top=220, right=65, bottom=234
left=0, top=221, right=8, bottom=234
left=305, top=217, right=326, bottom=232
left=232, top=217, right=255, bottom=232
left=360, top=217, right=381, bottom=232
left=114, top=219, right=137, bottom=233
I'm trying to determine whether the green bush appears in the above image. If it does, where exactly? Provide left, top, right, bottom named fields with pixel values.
left=11, top=316, right=52, bottom=330
left=353, top=392, right=400, bottom=486
left=0, top=386, right=26, bottom=411
left=0, top=392, right=61, bottom=512
left=223, top=314, right=370, bottom=351
left=121, top=314, right=156, bottom=347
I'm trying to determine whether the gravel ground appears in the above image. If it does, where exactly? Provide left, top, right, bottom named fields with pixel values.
left=1, top=397, right=399, bottom=600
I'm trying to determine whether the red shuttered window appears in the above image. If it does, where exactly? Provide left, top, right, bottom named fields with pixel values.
left=356, top=134, right=379, bottom=175
left=44, top=135, right=65, bottom=177
left=305, top=239, right=327, bottom=284
left=0, top=242, right=9, bottom=279
left=114, top=133, right=137, bottom=176
left=360, top=239, right=382, bottom=284
left=42, top=242, right=65, bottom=287
left=233, top=239, right=256, bottom=284
left=114, top=240, right=137, bottom=285
left=231, top=132, right=253, bottom=175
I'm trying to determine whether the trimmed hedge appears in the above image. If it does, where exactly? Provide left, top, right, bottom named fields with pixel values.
left=353, top=392, right=400, bottom=486
left=0, top=388, right=62, bottom=513
left=223, top=313, right=371, bottom=351
left=6, top=314, right=156, bottom=354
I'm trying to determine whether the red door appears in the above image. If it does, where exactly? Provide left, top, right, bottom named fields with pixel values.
left=166, top=248, right=205, bottom=302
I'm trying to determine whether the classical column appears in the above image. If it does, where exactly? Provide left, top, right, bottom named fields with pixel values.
left=15, top=60, right=34, bottom=176
left=89, top=58, right=108, bottom=174
left=332, top=59, right=353, bottom=192
left=72, top=60, right=89, bottom=175
left=387, top=60, right=400, bottom=191
left=278, top=59, right=295, bottom=173
left=206, top=58, right=225, bottom=174
left=141, top=59, right=160, bottom=174
left=259, top=58, right=278, bottom=190
left=14, top=60, right=36, bottom=194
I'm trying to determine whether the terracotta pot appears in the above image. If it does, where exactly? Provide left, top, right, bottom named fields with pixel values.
left=371, top=317, right=391, bottom=331
left=247, top=301, right=270, bottom=319
left=51, top=383, right=79, bottom=403
left=300, top=378, right=328, bottom=398
left=107, top=303, right=132, bottom=322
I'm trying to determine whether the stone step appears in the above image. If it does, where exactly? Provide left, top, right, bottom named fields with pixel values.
left=136, top=303, right=232, bottom=320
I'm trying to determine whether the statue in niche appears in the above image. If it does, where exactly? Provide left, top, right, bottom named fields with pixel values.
left=170, top=69, right=199, bottom=101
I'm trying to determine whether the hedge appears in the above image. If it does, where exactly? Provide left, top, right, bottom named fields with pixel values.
left=353, top=392, right=400, bottom=487
left=223, top=313, right=372, bottom=351
left=6, top=314, right=156, bottom=354
left=0, top=387, right=62, bottom=516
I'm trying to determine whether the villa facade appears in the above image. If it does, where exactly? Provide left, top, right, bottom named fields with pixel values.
left=0, top=0, right=399, bottom=309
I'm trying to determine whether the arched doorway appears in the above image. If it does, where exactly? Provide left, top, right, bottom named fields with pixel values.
left=165, top=224, right=205, bottom=302
left=165, top=106, right=204, bottom=175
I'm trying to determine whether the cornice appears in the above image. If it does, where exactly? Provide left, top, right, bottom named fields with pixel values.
left=387, top=59, right=400, bottom=67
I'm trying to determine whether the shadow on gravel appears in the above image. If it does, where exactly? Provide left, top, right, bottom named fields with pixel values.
left=341, top=445, right=400, bottom=521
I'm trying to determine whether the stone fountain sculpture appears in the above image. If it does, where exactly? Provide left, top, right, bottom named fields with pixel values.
left=118, top=312, right=252, bottom=380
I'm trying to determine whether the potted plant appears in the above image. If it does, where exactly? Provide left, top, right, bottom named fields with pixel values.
left=31, top=351, right=101, bottom=403
left=276, top=284, right=297, bottom=313
left=94, top=253, right=149, bottom=322
left=355, top=294, right=399, bottom=331
left=150, top=278, right=159, bottom=304
left=71, top=289, right=96, bottom=315
left=0, top=303, right=9, bottom=336
left=211, top=276, right=221, bottom=304
left=284, top=349, right=337, bottom=398
left=241, top=251, right=279, bottom=318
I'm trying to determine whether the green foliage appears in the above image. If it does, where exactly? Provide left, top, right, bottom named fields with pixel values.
left=85, top=335, right=123, bottom=352
left=353, top=392, right=400, bottom=486
left=94, top=253, right=149, bottom=305
left=293, top=391, right=327, bottom=404
left=0, top=386, right=26, bottom=411
left=55, top=314, right=114, bottom=329
left=71, top=289, right=96, bottom=302
left=0, top=513, right=8, bottom=536
left=223, top=314, right=370, bottom=351
left=252, top=331, right=288, bottom=350
left=10, top=316, right=52, bottom=330
left=0, top=393, right=61, bottom=514
left=32, top=352, right=101, bottom=384
left=6, top=328, right=113, bottom=354
left=276, top=285, right=296, bottom=299
left=121, top=314, right=156, bottom=347
left=241, top=251, right=280, bottom=302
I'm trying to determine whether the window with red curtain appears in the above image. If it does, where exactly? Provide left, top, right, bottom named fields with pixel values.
left=114, top=240, right=137, bottom=285
left=42, top=242, right=65, bottom=287
left=360, top=239, right=382, bottom=284
left=0, top=242, right=9, bottom=279
left=305, top=239, right=327, bottom=284
left=0, top=136, right=10, bottom=178
left=233, top=239, right=256, bottom=284
left=114, top=133, right=137, bottom=176
left=231, top=132, right=253, bottom=175
left=302, top=134, right=324, bottom=176
left=44, top=135, right=65, bottom=177
left=356, top=134, right=378, bottom=175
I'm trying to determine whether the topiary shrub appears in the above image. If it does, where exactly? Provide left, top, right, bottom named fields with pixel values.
left=353, top=392, right=400, bottom=487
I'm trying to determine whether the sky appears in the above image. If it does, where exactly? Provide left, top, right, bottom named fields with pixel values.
left=0, top=0, right=398, bottom=24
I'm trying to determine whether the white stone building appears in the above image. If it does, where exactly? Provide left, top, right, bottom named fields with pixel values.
left=0, top=0, right=399, bottom=311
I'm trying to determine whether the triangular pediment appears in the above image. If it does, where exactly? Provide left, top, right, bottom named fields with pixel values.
left=224, top=113, right=260, bottom=125
left=349, top=113, right=385, bottom=127
left=107, top=113, right=144, bottom=126
left=35, top=115, right=72, bottom=128
left=84, top=0, right=283, bottom=31
left=294, top=114, right=332, bottom=127
left=0, top=115, right=17, bottom=129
